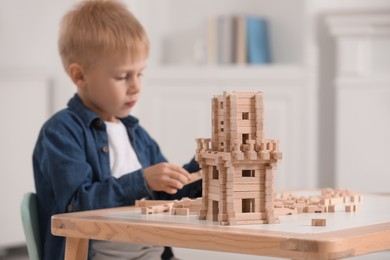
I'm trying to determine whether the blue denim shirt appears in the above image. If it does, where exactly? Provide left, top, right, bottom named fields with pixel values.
left=33, top=94, right=201, bottom=260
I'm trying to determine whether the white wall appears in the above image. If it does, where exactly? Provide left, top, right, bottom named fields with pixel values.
left=0, top=76, right=50, bottom=248
left=0, top=0, right=79, bottom=249
left=0, top=1, right=72, bottom=71
left=0, top=0, right=78, bottom=112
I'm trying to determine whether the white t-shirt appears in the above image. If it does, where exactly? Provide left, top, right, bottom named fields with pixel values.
left=105, top=120, right=142, bottom=178
left=96, top=121, right=163, bottom=259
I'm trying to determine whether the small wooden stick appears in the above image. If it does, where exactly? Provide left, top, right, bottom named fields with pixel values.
left=185, top=171, right=203, bottom=186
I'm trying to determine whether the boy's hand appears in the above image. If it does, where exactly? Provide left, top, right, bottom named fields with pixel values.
left=143, top=162, right=191, bottom=194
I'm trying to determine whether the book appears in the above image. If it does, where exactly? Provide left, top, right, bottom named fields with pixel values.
left=217, top=15, right=234, bottom=64
left=208, top=15, right=271, bottom=65
left=233, top=15, right=247, bottom=64
left=246, top=16, right=270, bottom=64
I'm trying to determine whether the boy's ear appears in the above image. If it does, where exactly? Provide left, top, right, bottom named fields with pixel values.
left=69, top=63, right=86, bottom=88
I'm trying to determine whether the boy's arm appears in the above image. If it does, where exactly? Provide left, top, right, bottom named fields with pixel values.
left=182, top=157, right=201, bottom=173
left=34, top=124, right=150, bottom=213
left=131, top=125, right=201, bottom=199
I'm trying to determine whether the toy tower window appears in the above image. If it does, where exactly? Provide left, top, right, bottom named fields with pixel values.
left=242, top=133, right=249, bottom=145
left=242, top=112, right=249, bottom=120
left=212, top=166, right=219, bottom=179
left=242, top=198, right=255, bottom=213
left=242, top=170, right=255, bottom=177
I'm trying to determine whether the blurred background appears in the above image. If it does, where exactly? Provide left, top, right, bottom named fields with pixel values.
left=1, top=0, right=389, bottom=259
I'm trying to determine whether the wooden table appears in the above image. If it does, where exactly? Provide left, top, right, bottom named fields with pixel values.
left=52, top=192, right=390, bottom=260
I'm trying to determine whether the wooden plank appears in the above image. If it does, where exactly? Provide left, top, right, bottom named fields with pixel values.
left=234, top=191, right=264, bottom=199
left=235, top=120, right=255, bottom=127
left=185, top=171, right=202, bottom=185
left=237, top=106, right=256, bottom=113
left=135, top=200, right=173, bottom=207
left=233, top=184, right=265, bottom=192
left=237, top=126, right=256, bottom=133
left=233, top=163, right=267, bottom=170
left=233, top=177, right=263, bottom=184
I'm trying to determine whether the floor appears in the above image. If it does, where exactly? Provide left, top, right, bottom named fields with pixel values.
left=0, top=245, right=29, bottom=260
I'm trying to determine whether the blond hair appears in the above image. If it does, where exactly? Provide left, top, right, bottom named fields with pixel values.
left=58, top=0, right=149, bottom=72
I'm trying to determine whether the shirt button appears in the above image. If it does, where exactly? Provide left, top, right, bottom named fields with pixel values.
left=102, top=146, right=109, bottom=153
left=67, top=204, right=73, bottom=212
left=95, top=119, right=104, bottom=128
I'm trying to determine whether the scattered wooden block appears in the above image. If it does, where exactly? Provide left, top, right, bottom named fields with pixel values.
left=345, top=204, right=358, bottom=212
left=185, top=171, right=203, bottom=186
left=312, top=218, right=326, bottom=226
left=328, top=205, right=336, bottom=213
left=171, top=208, right=190, bottom=216
left=141, top=204, right=171, bottom=215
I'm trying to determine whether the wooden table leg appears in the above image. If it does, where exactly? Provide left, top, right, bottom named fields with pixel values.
left=64, top=237, right=89, bottom=260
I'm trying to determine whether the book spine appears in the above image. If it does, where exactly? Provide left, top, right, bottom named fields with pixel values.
left=217, top=15, right=234, bottom=64
left=246, top=17, right=270, bottom=64
left=233, top=15, right=247, bottom=64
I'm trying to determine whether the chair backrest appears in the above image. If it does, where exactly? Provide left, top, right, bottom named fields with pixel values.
left=21, top=192, right=42, bottom=260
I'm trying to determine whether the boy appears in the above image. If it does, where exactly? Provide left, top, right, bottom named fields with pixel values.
left=33, top=0, right=201, bottom=259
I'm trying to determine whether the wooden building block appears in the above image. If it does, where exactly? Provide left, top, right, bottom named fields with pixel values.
left=135, top=200, right=173, bottom=208
left=141, top=204, right=171, bottom=215
left=350, top=195, right=361, bottom=202
left=171, top=208, right=190, bottom=216
left=312, top=218, right=326, bottom=226
left=345, top=204, right=358, bottom=212
left=330, top=197, right=345, bottom=205
left=185, top=171, right=203, bottom=186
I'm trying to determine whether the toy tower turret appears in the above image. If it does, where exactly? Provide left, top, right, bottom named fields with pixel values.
left=196, top=91, right=282, bottom=225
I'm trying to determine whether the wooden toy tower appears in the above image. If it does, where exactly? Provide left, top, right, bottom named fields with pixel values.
left=196, top=91, right=282, bottom=225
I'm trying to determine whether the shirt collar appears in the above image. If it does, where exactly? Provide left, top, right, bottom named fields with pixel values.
left=67, top=94, right=100, bottom=128
left=67, top=93, right=139, bottom=129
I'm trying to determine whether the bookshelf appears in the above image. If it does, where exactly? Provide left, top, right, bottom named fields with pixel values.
left=128, top=0, right=307, bottom=67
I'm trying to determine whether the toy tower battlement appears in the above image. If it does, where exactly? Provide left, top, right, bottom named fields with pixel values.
left=195, top=91, right=282, bottom=225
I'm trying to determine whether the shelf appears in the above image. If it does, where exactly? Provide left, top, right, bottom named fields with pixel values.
left=144, top=64, right=307, bottom=85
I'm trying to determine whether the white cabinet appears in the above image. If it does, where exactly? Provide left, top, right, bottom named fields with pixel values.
left=134, top=65, right=316, bottom=191
left=0, top=75, right=50, bottom=247
left=327, top=11, right=390, bottom=192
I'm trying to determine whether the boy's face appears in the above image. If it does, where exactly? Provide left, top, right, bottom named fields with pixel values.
left=76, top=54, right=146, bottom=122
